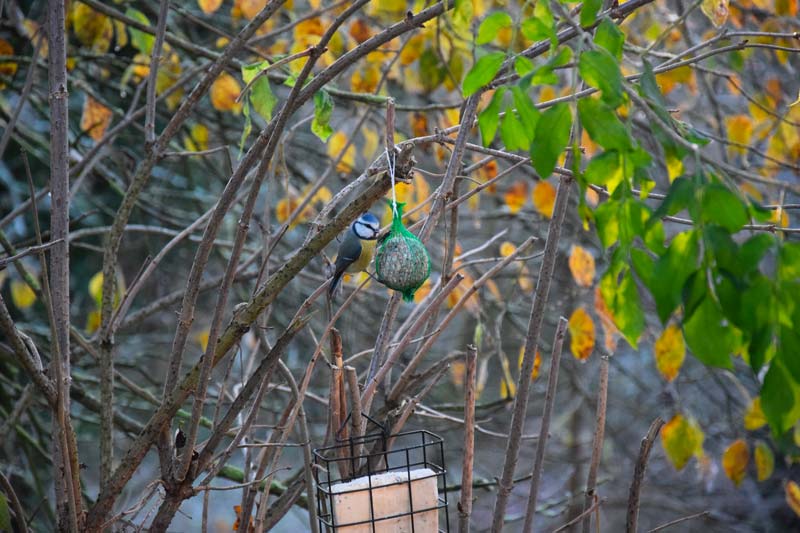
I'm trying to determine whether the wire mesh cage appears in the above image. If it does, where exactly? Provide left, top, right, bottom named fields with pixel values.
left=313, top=416, right=450, bottom=532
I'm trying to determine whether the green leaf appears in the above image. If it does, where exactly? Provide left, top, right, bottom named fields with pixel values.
left=511, top=86, right=540, bottom=133
left=515, top=56, right=535, bottom=77
left=595, top=200, right=619, bottom=248
left=242, top=61, right=278, bottom=121
left=126, top=8, right=155, bottom=55
left=581, top=0, right=604, bottom=27
left=311, top=90, right=334, bottom=142
left=530, top=102, right=571, bottom=178
left=594, top=18, right=625, bottom=59
left=500, top=108, right=529, bottom=151
left=651, top=230, right=699, bottom=323
left=602, top=268, right=645, bottom=347
left=477, top=12, right=513, bottom=44
left=578, top=98, right=632, bottom=152
left=520, top=1, right=556, bottom=47
left=779, top=242, right=800, bottom=282
left=463, top=52, right=506, bottom=97
left=650, top=177, right=695, bottom=224
left=0, top=493, right=9, bottom=533
left=579, top=50, right=623, bottom=107
left=761, top=361, right=800, bottom=435
left=585, top=150, right=623, bottom=192
left=239, top=99, right=252, bottom=153
left=478, top=87, right=505, bottom=146
left=631, top=247, right=654, bottom=287
left=779, top=326, right=800, bottom=383
left=420, top=48, right=445, bottom=92
left=701, top=183, right=748, bottom=233
left=683, top=297, right=736, bottom=368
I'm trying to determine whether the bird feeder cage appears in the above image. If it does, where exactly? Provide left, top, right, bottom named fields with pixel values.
left=313, top=416, right=450, bottom=532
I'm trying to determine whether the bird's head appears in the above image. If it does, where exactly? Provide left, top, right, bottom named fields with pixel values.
left=352, top=212, right=380, bottom=240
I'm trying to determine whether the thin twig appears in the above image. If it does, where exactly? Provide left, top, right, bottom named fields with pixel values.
left=523, top=317, right=568, bottom=533
left=646, top=510, right=710, bottom=532
left=582, top=355, right=610, bottom=533
left=626, top=417, right=665, bottom=533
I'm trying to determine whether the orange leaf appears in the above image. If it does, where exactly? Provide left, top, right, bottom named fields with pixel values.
left=654, top=324, right=686, bottom=382
left=532, top=181, right=556, bottom=218
left=568, top=245, right=595, bottom=288
left=210, top=72, right=242, bottom=113
left=786, top=480, right=800, bottom=517
left=568, top=307, right=595, bottom=361
left=351, top=62, right=380, bottom=93
left=594, top=287, right=619, bottom=353
left=656, top=66, right=696, bottom=95
left=450, top=360, right=466, bottom=388
left=0, top=39, right=17, bottom=88
left=661, top=414, right=705, bottom=470
left=410, top=112, right=429, bottom=138
left=349, top=18, right=372, bottom=43
left=722, top=439, right=749, bottom=488
left=504, top=181, right=528, bottom=214
left=754, top=440, right=774, bottom=482
left=518, top=346, right=541, bottom=381
left=744, top=397, right=767, bottom=430
left=80, top=95, right=113, bottom=142
left=198, top=0, right=223, bottom=15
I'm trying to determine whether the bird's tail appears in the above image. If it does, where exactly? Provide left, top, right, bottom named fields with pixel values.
left=328, top=269, right=344, bottom=298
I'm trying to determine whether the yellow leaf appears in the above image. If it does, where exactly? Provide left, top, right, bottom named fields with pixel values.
left=156, top=48, right=184, bottom=111
left=351, top=62, right=381, bottom=93
left=400, top=33, right=425, bottom=66
left=22, top=19, right=48, bottom=58
left=654, top=324, right=686, bottom=382
left=361, top=126, right=380, bottom=161
left=184, top=123, right=209, bottom=152
left=661, top=414, right=705, bottom=470
left=239, top=0, right=267, bottom=20
left=198, top=0, right=223, bottom=15
left=701, top=0, right=729, bottom=26
left=744, top=397, right=767, bottom=430
left=499, top=352, right=516, bottom=399
left=665, top=154, right=684, bottom=182
left=327, top=131, right=356, bottom=175
left=85, top=309, right=101, bottom=334
left=532, top=181, right=556, bottom=218
left=790, top=90, right=800, bottom=108
left=754, top=441, right=774, bottom=482
left=80, top=95, right=113, bottom=142
left=195, top=329, right=211, bottom=351
left=518, top=346, right=541, bottom=381
left=450, top=360, right=466, bottom=388
left=0, top=39, right=17, bottom=89
left=504, top=181, right=528, bottom=214
left=72, top=4, right=113, bottom=52
left=10, top=280, right=36, bottom=310
left=568, top=307, right=595, bottom=361
left=568, top=245, right=595, bottom=288
left=499, top=242, right=516, bottom=257
left=518, top=264, right=534, bottom=293
left=88, top=271, right=125, bottom=309
left=656, top=66, right=696, bottom=95
left=413, top=277, right=432, bottom=304
left=787, top=480, right=800, bottom=517
left=722, top=439, right=749, bottom=488
left=210, top=72, right=242, bottom=113
left=725, top=115, right=753, bottom=157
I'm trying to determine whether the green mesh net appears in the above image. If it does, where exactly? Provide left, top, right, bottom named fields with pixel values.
left=375, top=202, right=431, bottom=302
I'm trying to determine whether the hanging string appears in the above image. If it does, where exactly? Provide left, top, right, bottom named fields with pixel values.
left=386, top=147, right=398, bottom=218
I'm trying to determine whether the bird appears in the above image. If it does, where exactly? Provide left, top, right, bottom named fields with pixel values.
left=329, top=212, right=381, bottom=297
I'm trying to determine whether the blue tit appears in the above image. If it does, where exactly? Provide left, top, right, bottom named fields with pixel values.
left=329, top=212, right=381, bottom=296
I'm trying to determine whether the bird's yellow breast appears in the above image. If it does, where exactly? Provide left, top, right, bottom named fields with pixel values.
left=346, top=239, right=376, bottom=273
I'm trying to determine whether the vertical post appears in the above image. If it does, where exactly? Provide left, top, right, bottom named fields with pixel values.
left=458, top=345, right=478, bottom=533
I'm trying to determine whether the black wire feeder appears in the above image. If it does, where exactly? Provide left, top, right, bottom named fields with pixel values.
left=313, top=414, right=450, bottom=532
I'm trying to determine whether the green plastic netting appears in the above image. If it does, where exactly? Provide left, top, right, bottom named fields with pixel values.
left=375, top=201, right=431, bottom=302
